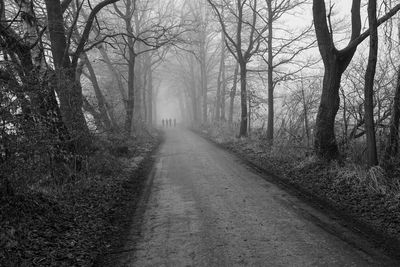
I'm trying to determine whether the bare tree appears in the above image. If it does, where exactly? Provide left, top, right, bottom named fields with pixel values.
left=113, top=0, right=183, bottom=135
left=215, top=28, right=226, bottom=122
left=363, top=0, right=379, bottom=166
left=312, top=0, right=400, bottom=160
left=44, top=0, right=119, bottom=147
left=207, top=0, right=268, bottom=137
left=182, top=0, right=214, bottom=124
left=262, top=0, right=313, bottom=144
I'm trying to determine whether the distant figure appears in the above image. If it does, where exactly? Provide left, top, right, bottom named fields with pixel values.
left=174, top=118, right=176, bottom=127
left=169, top=118, right=172, bottom=127
left=162, top=119, right=165, bottom=127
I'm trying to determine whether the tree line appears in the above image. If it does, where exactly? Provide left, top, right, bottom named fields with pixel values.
left=0, top=0, right=183, bottom=194
left=168, top=0, right=400, bottom=169
left=2, top=0, right=400, bottom=195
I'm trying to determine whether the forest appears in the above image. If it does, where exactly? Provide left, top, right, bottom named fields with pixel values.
left=2, top=0, right=400, bottom=265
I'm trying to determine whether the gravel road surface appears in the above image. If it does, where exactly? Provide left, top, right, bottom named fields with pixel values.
left=110, top=129, right=395, bottom=266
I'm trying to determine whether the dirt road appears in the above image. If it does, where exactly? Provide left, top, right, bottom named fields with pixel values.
left=110, top=129, right=395, bottom=266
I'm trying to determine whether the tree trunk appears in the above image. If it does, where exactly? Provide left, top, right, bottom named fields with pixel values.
left=125, top=53, right=135, bottom=135
left=83, top=53, right=113, bottom=131
left=229, top=63, right=239, bottom=126
left=364, top=0, right=378, bottom=166
left=386, top=67, right=400, bottom=159
left=18, top=0, right=45, bottom=70
left=97, top=45, right=127, bottom=111
left=220, top=46, right=226, bottom=121
left=143, top=65, right=148, bottom=124
left=248, top=91, right=251, bottom=136
left=189, top=58, right=199, bottom=124
left=45, top=0, right=89, bottom=145
left=123, top=0, right=135, bottom=136
left=153, top=84, right=158, bottom=125
left=201, top=53, right=208, bottom=124
left=16, top=0, right=67, bottom=142
left=80, top=6, right=127, bottom=113
left=313, top=0, right=361, bottom=160
left=215, top=50, right=222, bottom=122
left=134, top=51, right=143, bottom=123
left=340, top=88, right=349, bottom=141
left=266, top=0, right=274, bottom=143
left=83, top=96, right=103, bottom=129
left=148, top=65, right=153, bottom=125
left=239, top=61, right=248, bottom=137
left=133, top=9, right=144, bottom=124
left=199, top=21, right=208, bottom=124
left=215, top=30, right=226, bottom=122
left=301, top=79, right=310, bottom=147
left=314, top=59, right=342, bottom=159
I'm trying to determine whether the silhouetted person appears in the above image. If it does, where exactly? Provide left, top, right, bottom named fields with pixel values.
left=169, top=118, right=172, bottom=127
left=162, top=119, right=165, bottom=127
left=174, top=118, right=176, bottom=127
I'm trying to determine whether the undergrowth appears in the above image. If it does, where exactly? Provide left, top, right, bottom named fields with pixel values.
left=0, top=131, right=160, bottom=266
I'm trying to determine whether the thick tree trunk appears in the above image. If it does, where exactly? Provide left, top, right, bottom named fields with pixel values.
left=239, top=61, right=248, bottom=137
left=44, top=0, right=69, bottom=70
left=44, top=73, right=71, bottom=143
left=125, top=53, right=135, bottom=135
left=17, top=0, right=45, bottom=70
left=45, top=0, right=89, bottom=144
left=364, top=0, right=379, bottom=166
left=16, top=0, right=68, bottom=141
left=229, top=64, right=239, bottom=126
left=314, top=59, right=342, bottom=159
left=313, top=0, right=361, bottom=160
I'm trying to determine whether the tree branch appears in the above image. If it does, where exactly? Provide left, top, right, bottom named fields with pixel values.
left=71, top=0, right=119, bottom=70
left=340, top=3, right=400, bottom=55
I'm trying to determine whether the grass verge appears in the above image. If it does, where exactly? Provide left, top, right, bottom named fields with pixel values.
left=198, top=126, right=400, bottom=260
